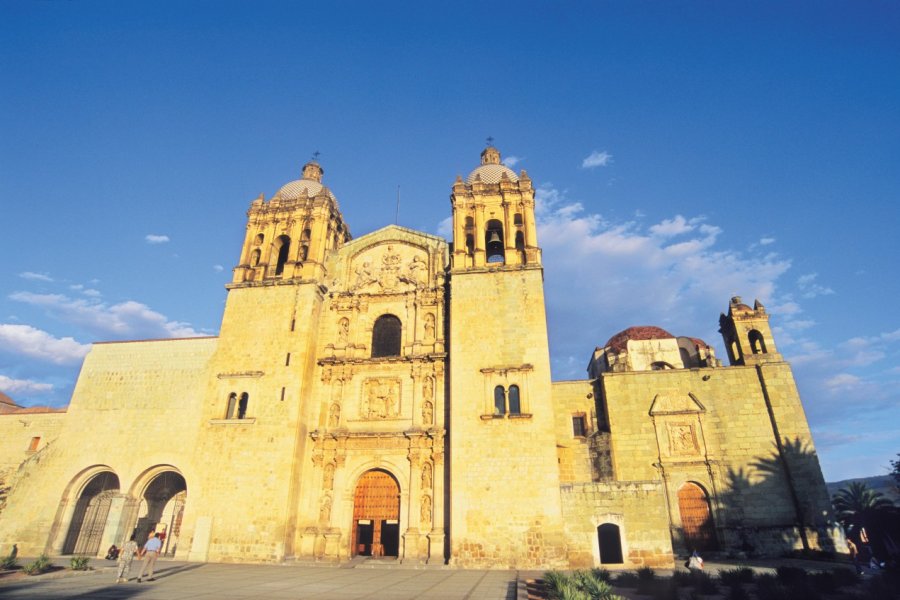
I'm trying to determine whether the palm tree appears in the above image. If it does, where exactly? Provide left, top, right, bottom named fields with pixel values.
left=832, top=481, right=894, bottom=528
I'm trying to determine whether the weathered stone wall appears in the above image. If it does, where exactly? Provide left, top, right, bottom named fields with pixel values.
left=0, top=412, right=66, bottom=475
left=0, top=337, right=216, bottom=557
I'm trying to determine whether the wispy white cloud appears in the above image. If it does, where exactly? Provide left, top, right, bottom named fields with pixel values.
left=145, top=234, right=170, bottom=244
left=436, top=216, right=453, bottom=238
left=19, top=272, right=53, bottom=282
left=502, top=155, right=522, bottom=168
left=0, top=324, right=89, bottom=365
left=212, top=265, right=224, bottom=272
left=797, top=273, right=834, bottom=299
left=581, top=150, right=613, bottom=169
left=759, top=237, right=776, bottom=245
left=825, top=373, right=862, bottom=389
left=9, top=291, right=204, bottom=339
left=0, top=375, right=53, bottom=395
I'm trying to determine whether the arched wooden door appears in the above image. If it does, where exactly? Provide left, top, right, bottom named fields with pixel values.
left=352, top=470, right=400, bottom=557
left=678, top=482, right=717, bottom=550
left=62, top=471, right=120, bottom=555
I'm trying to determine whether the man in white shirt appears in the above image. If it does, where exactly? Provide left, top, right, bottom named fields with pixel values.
left=136, top=532, right=163, bottom=583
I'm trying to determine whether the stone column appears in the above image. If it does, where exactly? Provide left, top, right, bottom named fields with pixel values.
left=403, top=449, right=423, bottom=562
left=427, top=448, right=446, bottom=564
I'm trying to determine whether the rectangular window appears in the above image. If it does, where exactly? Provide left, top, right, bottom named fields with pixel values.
left=285, top=353, right=291, bottom=366
left=27, top=436, right=41, bottom=452
left=280, top=387, right=286, bottom=401
left=572, top=415, right=586, bottom=437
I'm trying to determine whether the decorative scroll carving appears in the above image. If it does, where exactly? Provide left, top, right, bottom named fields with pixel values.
left=361, top=378, right=401, bottom=419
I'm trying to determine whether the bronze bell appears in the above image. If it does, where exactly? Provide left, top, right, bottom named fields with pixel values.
left=487, top=230, right=502, bottom=245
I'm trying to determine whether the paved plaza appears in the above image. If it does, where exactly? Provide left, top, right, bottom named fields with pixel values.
left=0, top=559, right=523, bottom=600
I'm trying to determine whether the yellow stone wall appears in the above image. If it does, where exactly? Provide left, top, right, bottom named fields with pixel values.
left=0, top=337, right=217, bottom=557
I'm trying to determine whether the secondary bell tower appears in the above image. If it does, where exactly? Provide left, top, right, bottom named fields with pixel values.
left=447, top=145, right=566, bottom=568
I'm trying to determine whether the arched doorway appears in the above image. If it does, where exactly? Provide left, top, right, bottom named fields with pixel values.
left=678, top=482, right=717, bottom=550
left=351, top=469, right=400, bottom=557
left=133, top=471, right=187, bottom=556
left=62, top=471, right=120, bottom=555
left=597, top=523, right=623, bottom=564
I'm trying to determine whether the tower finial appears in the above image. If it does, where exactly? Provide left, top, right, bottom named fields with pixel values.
left=486, top=136, right=494, bottom=147
left=312, top=150, right=321, bottom=161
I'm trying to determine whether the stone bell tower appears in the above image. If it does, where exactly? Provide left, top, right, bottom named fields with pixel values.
left=718, top=296, right=782, bottom=365
left=233, top=160, right=350, bottom=284
left=190, top=160, right=352, bottom=561
left=447, top=146, right=567, bottom=568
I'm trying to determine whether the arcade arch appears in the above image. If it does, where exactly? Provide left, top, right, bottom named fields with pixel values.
left=61, top=469, right=120, bottom=555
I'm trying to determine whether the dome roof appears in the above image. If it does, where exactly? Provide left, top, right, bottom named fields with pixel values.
left=605, top=326, right=676, bottom=353
left=466, top=163, right=519, bottom=184
left=274, top=179, right=336, bottom=201
left=466, top=145, right=519, bottom=184
left=273, top=159, right=336, bottom=202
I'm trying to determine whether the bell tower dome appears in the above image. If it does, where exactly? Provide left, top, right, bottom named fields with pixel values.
left=450, top=145, right=539, bottom=270
left=233, top=159, right=350, bottom=285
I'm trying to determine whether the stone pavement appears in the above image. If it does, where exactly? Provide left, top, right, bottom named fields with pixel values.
left=0, top=558, right=521, bottom=600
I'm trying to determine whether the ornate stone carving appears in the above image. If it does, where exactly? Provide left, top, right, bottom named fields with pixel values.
left=421, top=463, right=432, bottom=490
left=319, top=494, right=332, bottom=523
left=420, top=495, right=432, bottom=526
left=668, top=423, right=699, bottom=456
left=323, top=463, right=335, bottom=490
left=404, top=255, right=427, bottom=288
left=361, top=378, right=401, bottom=419
left=423, top=377, right=433, bottom=401
left=422, top=400, right=434, bottom=425
left=338, top=318, right=349, bottom=344
left=377, top=248, right=402, bottom=290
left=328, top=403, right=341, bottom=428
left=424, top=313, right=435, bottom=341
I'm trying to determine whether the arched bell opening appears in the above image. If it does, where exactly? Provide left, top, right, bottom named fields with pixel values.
left=274, top=235, right=291, bottom=276
left=485, top=219, right=505, bottom=264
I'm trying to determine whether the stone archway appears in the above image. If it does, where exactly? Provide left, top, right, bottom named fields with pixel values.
left=132, top=470, right=187, bottom=556
left=351, top=469, right=400, bottom=557
left=678, top=482, right=717, bottom=551
left=62, top=471, right=120, bottom=555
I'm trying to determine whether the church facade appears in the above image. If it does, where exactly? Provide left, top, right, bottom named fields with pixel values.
left=0, top=147, right=836, bottom=569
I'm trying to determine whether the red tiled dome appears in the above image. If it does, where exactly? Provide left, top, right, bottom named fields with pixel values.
left=605, top=326, right=675, bottom=353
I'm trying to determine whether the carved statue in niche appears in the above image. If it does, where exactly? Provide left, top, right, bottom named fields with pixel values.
left=421, top=464, right=432, bottom=490
left=323, top=463, right=335, bottom=490
left=423, top=377, right=433, bottom=401
left=424, top=313, right=435, bottom=341
left=420, top=496, right=432, bottom=525
left=361, top=379, right=400, bottom=419
left=328, top=403, right=341, bottom=428
left=320, top=494, right=332, bottom=524
left=422, top=400, right=434, bottom=425
left=668, top=423, right=698, bottom=455
left=338, top=317, right=349, bottom=344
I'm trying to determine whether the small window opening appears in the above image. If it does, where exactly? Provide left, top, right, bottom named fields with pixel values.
left=237, top=393, right=249, bottom=419
left=494, top=386, right=506, bottom=415
left=285, top=353, right=291, bottom=366
left=508, top=385, right=521, bottom=414
left=465, top=216, right=474, bottom=230
left=465, top=234, right=475, bottom=256
left=301, top=228, right=311, bottom=242
left=27, top=436, right=41, bottom=452
left=225, top=393, right=237, bottom=419
left=275, top=235, right=291, bottom=276
left=254, top=233, right=264, bottom=245
left=371, top=315, right=402, bottom=358
left=514, top=213, right=524, bottom=226
left=280, top=387, right=286, bottom=402
left=572, top=415, right=586, bottom=437
left=300, top=245, right=309, bottom=261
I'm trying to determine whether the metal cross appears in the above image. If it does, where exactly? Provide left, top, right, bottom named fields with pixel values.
left=312, top=150, right=321, bottom=161
left=486, top=136, right=494, bottom=147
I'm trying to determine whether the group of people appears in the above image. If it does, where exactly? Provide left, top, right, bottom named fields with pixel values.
left=108, top=531, right=164, bottom=583
left=846, top=526, right=886, bottom=575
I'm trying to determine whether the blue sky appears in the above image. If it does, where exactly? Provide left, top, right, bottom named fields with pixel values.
left=1, top=2, right=898, bottom=482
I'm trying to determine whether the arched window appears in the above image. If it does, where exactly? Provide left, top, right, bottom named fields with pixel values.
left=301, top=228, right=311, bottom=242
left=508, top=385, right=521, bottom=414
left=372, top=315, right=402, bottom=358
left=597, top=523, right=623, bottom=564
left=274, top=235, right=291, bottom=276
left=237, top=393, right=249, bottom=419
left=300, top=244, right=309, bottom=261
left=679, top=348, right=693, bottom=368
left=465, top=216, right=474, bottom=230
left=494, top=385, right=505, bottom=415
left=485, top=219, right=505, bottom=264
left=465, top=234, right=475, bottom=256
left=254, top=233, right=264, bottom=245
left=225, top=393, right=237, bottom=419
left=650, top=361, right=674, bottom=370
left=748, top=330, right=767, bottom=354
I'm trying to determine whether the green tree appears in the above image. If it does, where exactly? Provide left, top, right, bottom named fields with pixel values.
left=832, top=481, right=894, bottom=528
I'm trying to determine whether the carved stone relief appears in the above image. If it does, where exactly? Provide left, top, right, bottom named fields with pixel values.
left=360, top=378, right=401, bottom=419
left=421, top=463, right=432, bottom=490
left=667, top=422, right=699, bottom=456
left=420, top=495, right=432, bottom=526
left=338, top=318, right=349, bottom=344
left=422, top=400, right=434, bottom=426
left=328, top=403, right=341, bottom=428
left=323, top=463, right=335, bottom=490
left=424, top=313, right=435, bottom=341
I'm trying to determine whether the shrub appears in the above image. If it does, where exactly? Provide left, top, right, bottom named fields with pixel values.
left=22, top=554, right=51, bottom=576
left=0, top=554, right=18, bottom=570
left=755, top=573, right=789, bottom=600
left=726, top=583, right=751, bottom=600
left=718, top=567, right=755, bottom=586
left=69, top=555, right=90, bottom=571
left=590, top=567, right=612, bottom=582
left=650, top=578, right=680, bottom=600
left=613, top=571, right=639, bottom=587
left=671, top=570, right=693, bottom=587
left=690, top=570, right=718, bottom=594
left=808, top=570, right=835, bottom=592
left=830, top=567, right=860, bottom=587
left=775, top=565, right=808, bottom=585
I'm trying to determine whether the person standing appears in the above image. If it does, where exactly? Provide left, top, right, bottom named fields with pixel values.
left=115, top=534, right=139, bottom=583
left=847, top=538, right=862, bottom=575
left=136, top=532, right=162, bottom=583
